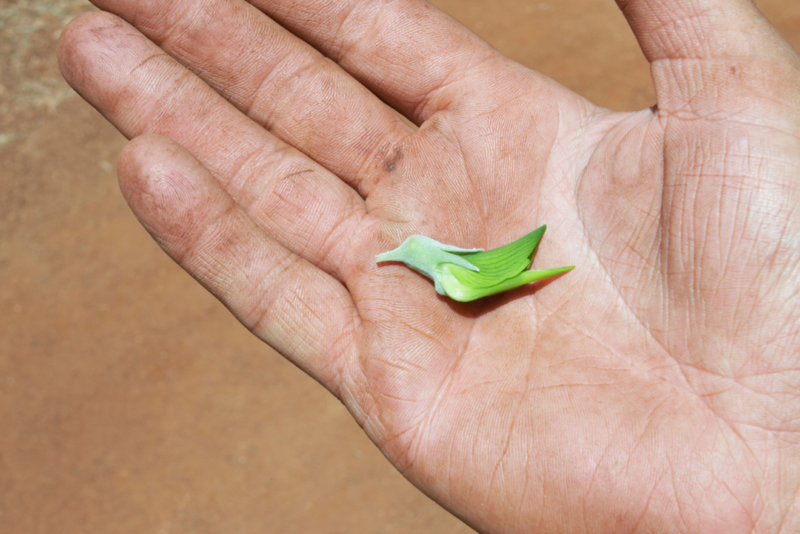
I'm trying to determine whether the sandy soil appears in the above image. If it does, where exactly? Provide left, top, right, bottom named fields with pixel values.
left=1, top=0, right=798, bottom=532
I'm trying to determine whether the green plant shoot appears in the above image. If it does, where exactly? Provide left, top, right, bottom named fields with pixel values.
left=375, top=225, right=574, bottom=302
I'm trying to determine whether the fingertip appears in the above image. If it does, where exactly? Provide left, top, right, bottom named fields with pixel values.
left=58, top=11, right=128, bottom=93
left=117, top=135, right=220, bottom=244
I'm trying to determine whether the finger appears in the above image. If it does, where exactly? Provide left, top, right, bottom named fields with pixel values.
left=86, top=0, right=413, bottom=197
left=118, top=134, right=356, bottom=390
left=247, top=0, right=576, bottom=123
left=616, top=0, right=800, bottom=115
left=59, top=11, right=367, bottom=280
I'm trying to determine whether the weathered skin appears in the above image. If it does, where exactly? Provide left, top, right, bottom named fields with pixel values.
left=59, top=0, right=800, bottom=532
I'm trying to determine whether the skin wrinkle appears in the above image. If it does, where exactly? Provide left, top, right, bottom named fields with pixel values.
left=379, top=405, right=428, bottom=445
left=356, top=302, right=464, bottom=458
left=535, top=472, right=548, bottom=532
left=408, top=74, right=456, bottom=127
left=610, top=213, right=655, bottom=274
left=393, top=317, right=452, bottom=355
left=340, top=219, right=388, bottom=290
left=321, top=316, right=357, bottom=396
left=665, top=453, right=691, bottom=534
left=142, top=71, right=219, bottom=139
left=153, top=0, right=214, bottom=51
left=277, top=299, right=320, bottom=356
left=127, top=50, right=168, bottom=78
left=630, top=470, right=670, bottom=534
left=467, top=87, right=536, bottom=123
left=702, top=393, right=764, bottom=480
left=662, top=158, right=710, bottom=391
left=647, top=7, right=720, bottom=59
left=622, top=228, right=657, bottom=273
left=374, top=391, right=424, bottom=404
left=384, top=406, right=426, bottom=470
left=626, top=412, right=665, bottom=506
left=84, top=12, right=136, bottom=43
left=710, top=133, right=736, bottom=303
left=313, top=204, right=368, bottom=281
left=261, top=54, right=338, bottom=131
left=244, top=249, right=304, bottom=331
left=267, top=275, right=353, bottom=387
left=409, top=51, right=500, bottom=125
left=273, top=170, right=333, bottom=247
left=280, top=288, right=333, bottom=356
left=220, top=135, right=278, bottom=203
left=484, top=371, right=528, bottom=520
left=242, top=46, right=305, bottom=123
left=630, top=395, right=675, bottom=497
left=780, top=486, right=800, bottom=534
left=720, top=145, right=800, bottom=172
left=515, top=436, right=533, bottom=528
left=253, top=167, right=336, bottom=254
left=196, top=15, right=286, bottom=94
left=288, top=282, right=330, bottom=336
left=403, top=317, right=477, bottom=473
left=444, top=420, right=458, bottom=508
left=325, top=0, right=385, bottom=65
left=708, top=141, right=784, bottom=372
left=371, top=355, right=427, bottom=374
left=427, top=46, right=497, bottom=113
left=125, top=183, right=180, bottom=245
left=578, top=166, right=691, bottom=395
left=356, top=387, right=386, bottom=442
left=447, top=118, right=489, bottom=238
left=583, top=416, right=619, bottom=526
left=654, top=63, right=703, bottom=114
left=551, top=314, right=643, bottom=372
left=680, top=358, right=798, bottom=404
left=749, top=476, right=767, bottom=533
left=123, top=64, right=204, bottom=136
left=321, top=0, right=362, bottom=63
left=652, top=64, right=800, bottom=124
left=733, top=264, right=775, bottom=361
left=715, top=424, right=761, bottom=526
left=175, top=200, right=240, bottom=269
left=526, top=106, right=558, bottom=202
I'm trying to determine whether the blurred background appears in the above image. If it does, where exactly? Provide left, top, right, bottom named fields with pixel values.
left=1, top=1, right=798, bottom=532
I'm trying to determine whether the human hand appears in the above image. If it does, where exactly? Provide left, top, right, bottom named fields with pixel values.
left=58, top=0, right=800, bottom=532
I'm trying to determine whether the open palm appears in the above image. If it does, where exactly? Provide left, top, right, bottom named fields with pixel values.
left=59, top=0, right=800, bottom=532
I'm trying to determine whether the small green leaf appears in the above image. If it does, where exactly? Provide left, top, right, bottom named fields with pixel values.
left=376, top=225, right=573, bottom=302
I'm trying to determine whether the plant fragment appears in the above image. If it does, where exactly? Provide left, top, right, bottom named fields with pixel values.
left=375, top=225, right=573, bottom=302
